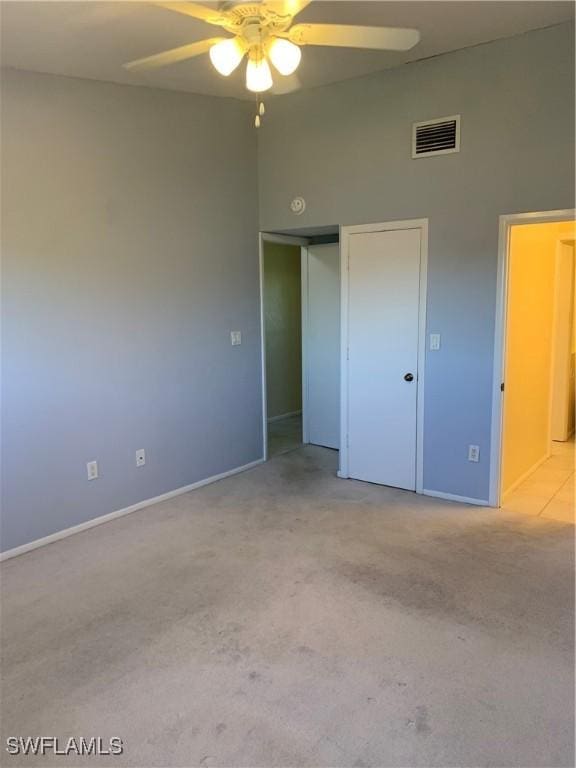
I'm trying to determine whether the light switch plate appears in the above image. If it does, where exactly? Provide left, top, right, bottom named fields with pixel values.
left=230, top=331, right=242, bottom=346
left=136, top=449, right=146, bottom=467
left=468, top=445, right=480, bottom=463
left=430, top=333, right=441, bottom=351
left=87, top=460, right=98, bottom=480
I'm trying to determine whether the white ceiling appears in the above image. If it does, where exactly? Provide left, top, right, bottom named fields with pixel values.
left=1, top=1, right=574, bottom=100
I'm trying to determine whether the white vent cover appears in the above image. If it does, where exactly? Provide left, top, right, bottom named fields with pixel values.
left=412, top=115, right=460, bottom=158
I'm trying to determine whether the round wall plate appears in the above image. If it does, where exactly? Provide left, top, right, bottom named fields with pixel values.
left=290, top=197, right=306, bottom=215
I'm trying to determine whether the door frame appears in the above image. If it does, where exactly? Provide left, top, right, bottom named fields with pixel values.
left=551, top=235, right=576, bottom=441
left=300, top=245, right=310, bottom=445
left=488, top=209, right=575, bottom=507
left=259, top=232, right=308, bottom=461
left=338, top=218, right=429, bottom=493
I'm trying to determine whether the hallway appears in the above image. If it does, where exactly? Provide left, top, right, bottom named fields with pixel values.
left=502, top=439, right=574, bottom=523
left=268, top=413, right=303, bottom=458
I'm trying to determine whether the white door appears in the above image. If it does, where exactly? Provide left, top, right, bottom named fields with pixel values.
left=306, top=244, right=340, bottom=449
left=347, top=228, right=422, bottom=489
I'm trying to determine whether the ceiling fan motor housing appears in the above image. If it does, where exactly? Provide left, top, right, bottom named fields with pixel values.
left=221, top=3, right=293, bottom=37
left=221, top=5, right=295, bottom=67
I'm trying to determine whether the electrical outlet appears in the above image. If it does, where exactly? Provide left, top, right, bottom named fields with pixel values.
left=468, top=445, right=480, bottom=463
left=87, top=460, right=99, bottom=480
left=430, top=333, right=441, bottom=351
left=230, top=331, right=242, bottom=346
left=136, top=449, right=146, bottom=468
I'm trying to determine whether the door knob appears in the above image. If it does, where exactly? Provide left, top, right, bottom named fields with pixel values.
left=404, top=373, right=414, bottom=382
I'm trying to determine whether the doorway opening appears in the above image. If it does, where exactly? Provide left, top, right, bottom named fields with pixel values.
left=261, top=236, right=304, bottom=457
left=259, top=229, right=341, bottom=461
left=491, top=211, right=575, bottom=522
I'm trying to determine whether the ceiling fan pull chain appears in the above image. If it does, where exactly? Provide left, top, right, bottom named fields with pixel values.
left=255, top=97, right=265, bottom=128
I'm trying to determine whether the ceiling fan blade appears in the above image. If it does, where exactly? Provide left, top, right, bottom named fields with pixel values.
left=288, top=24, right=420, bottom=51
left=125, top=37, right=226, bottom=71
left=155, top=2, right=227, bottom=26
left=267, top=0, right=312, bottom=19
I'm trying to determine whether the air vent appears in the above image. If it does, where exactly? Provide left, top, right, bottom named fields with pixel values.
left=412, top=115, right=460, bottom=158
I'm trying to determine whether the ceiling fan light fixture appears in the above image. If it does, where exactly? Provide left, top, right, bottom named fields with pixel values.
left=209, top=37, right=245, bottom=76
left=246, top=55, right=273, bottom=93
left=268, top=37, right=302, bottom=76
left=124, top=2, right=423, bottom=117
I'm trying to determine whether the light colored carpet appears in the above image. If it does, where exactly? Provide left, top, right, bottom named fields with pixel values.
left=1, top=446, right=574, bottom=767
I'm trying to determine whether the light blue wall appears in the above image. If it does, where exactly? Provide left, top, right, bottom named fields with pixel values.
left=257, top=23, right=575, bottom=501
left=2, top=24, right=574, bottom=553
left=1, top=69, right=261, bottom=551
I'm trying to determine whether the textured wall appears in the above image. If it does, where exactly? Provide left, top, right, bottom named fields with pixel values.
left=1, top=69, right=260, bottom=551
left=257, top=23, right=575, bottom=501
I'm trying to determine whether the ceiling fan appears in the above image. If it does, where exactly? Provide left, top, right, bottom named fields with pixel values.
left=125, top=1, right=420, bottom=124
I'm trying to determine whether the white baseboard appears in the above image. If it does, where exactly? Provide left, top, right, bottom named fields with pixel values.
left=0, top=457, right=265, bottom=562
left=501, top=452, right=550, bottom=499
left=552, top=429, right=575, bottom=441
left=267, top=410, right=302, bottom=423
left=337, top=474, right=488, bottom=506
left=422, top=489, right=490, bottom=506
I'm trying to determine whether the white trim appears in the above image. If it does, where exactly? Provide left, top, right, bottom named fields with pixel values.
left=301, top=246, right=310, bottom=444
left=259, top=232, right=309, bottom=461
left=501, top=452, right=550, bottom=499
left=422, top=489, right=489, bottom=507
left=338, top=218, right=428, bottom=494
left=267, top=410, right=302, bottom=423
left=338, top=224, right=349, bottom=476
left=550, top=236, right=576, bottom=443
left=416, top=223, right=428, bottom=495
left=489, top=209, right=576, bottom=507
left=259, top=233, right=268, bottom=461
left=549, top=240, right=563, bottom=446
left=260, top=233, right=309, bottom=247
left=0, top=458, right=265, bottom=562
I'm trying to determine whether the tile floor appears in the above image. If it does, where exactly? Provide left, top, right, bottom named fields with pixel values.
left=267, top=413, right=303, bottom=457
left=502, top=438, right=575, bottom=523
